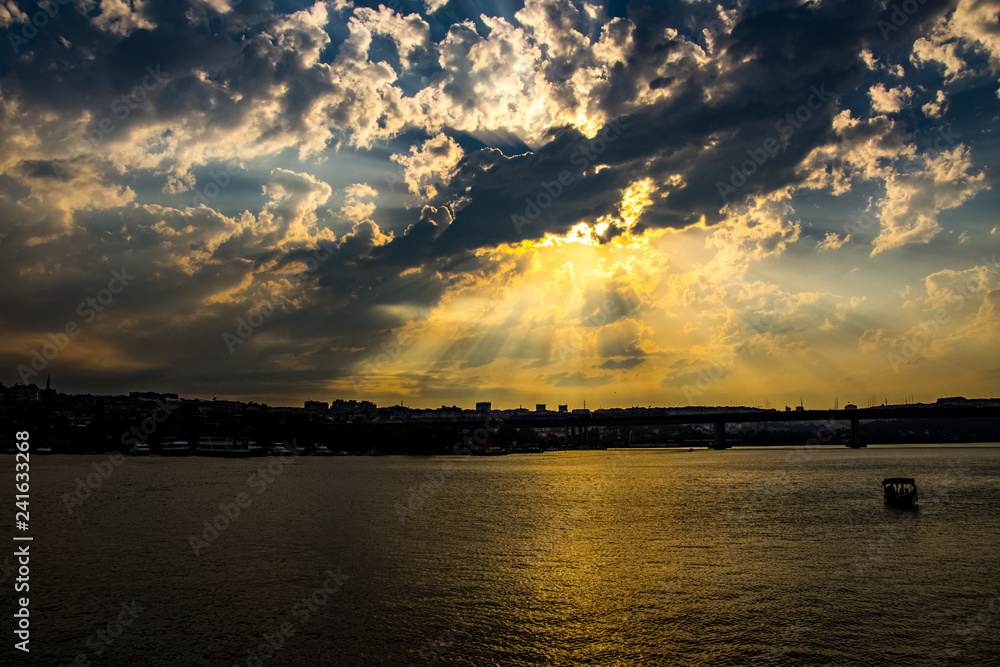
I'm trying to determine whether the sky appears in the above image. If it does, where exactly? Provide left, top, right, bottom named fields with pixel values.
left=0, top=0, right=998, bottom=409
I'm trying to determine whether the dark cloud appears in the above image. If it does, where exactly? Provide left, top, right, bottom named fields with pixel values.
left=406, top=1, right=903, bottom=257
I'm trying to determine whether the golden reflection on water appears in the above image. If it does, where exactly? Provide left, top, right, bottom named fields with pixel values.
left=25, top=446, right=1000, bottom=665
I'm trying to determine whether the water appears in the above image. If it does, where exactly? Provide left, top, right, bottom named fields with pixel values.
left=7, top=445, right=1000, bottom=666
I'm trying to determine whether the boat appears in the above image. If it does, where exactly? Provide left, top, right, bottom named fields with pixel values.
left=312, top=444, right=334, bottom=456
left=883, top=477, right=918, bottom=508
left=248, top=442, right=267, bottom=457
left=270, top=443, right=291, bottom=456
left=474, top=446, right=507, bottom=456
left=160, top=439, right=191, bottom=456
left=130, top=442, right=150, bottom=456
left=195, top=437, right=251, bottom=458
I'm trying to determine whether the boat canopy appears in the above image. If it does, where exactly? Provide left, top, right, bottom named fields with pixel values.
left=882, top=477, right=915, bottom=485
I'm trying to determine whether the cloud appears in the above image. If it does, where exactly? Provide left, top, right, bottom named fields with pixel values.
left=259, top=169, right=333, bottom=241
left=0, top=1, right=27, bottom=27
left=341, top=183, right=378, bottom=224
left=660, top=360, right=729, bottom=388
left=1, top=159, right=136, bottom=246
left=547, top=371, right=613, bottom=387
left=919, top=0, right=1000, bottom=84
left=922, top=89, right=948, bottom=117
left=858, top=328, right=888, bottom=352
left=599, top=357, right=644, bottom=370
left=872, top=145, right=987, bottom=255
left=707, top=193, right=801, bottom=276
left=786, top=104, right=988, bottom=256
left=911, top=36, right=966, bottom=80
left=353, top=5, right=432, bottom=70
left=818, top=232, right=850, bottom=250
left=947, top=0, right=1000, bottom=69
left=924, top=265, right=999, bottom=309
left=597, top=320, right=647, bottom=358
left=794, top=110, right=913, bottom=194
left=91, top=0, right=156, bottom=36
left=391, top=133, right=465, bottom=202
left=869, top=84, right=913, bottom=113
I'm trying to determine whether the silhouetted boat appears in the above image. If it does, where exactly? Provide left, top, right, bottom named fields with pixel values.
left=196, top=437, right=251, bottom=458
left=474, top=446, right=507, bottom=455
left=312, top=444, right=333, bottom=456
left=160, top=439, right=191, bottom=456
left=270, top=443, right=291, bottom=456
left=883, top=477, right=918, bottom=508
left=130, top=442, right=150, bottom=456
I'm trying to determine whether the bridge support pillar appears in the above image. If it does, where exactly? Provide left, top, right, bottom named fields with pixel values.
left=848, top=415, right=865, bottom=448
left=713, top=420, right=727, bottom=449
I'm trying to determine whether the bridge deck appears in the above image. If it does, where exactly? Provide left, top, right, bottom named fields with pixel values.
left=357, top=406, right=1000, bottom=429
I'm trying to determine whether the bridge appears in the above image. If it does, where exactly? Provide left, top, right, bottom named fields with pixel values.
left=376, top=405, right=1000, bottom=449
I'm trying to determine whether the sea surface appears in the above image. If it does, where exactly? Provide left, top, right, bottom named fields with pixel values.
left=5, top=444, right=1000, bottom=666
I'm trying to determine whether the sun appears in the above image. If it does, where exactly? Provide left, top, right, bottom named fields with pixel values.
left=331, top=179, right=672, bottom=400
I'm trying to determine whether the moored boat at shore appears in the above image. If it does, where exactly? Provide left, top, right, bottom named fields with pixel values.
left=196, top=437, right=252, bottom=457
left=160, top=438, right=191, bottom=456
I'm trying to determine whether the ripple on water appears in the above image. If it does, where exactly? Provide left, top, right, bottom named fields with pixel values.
left=18, top=446, right=1000, bottom=665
